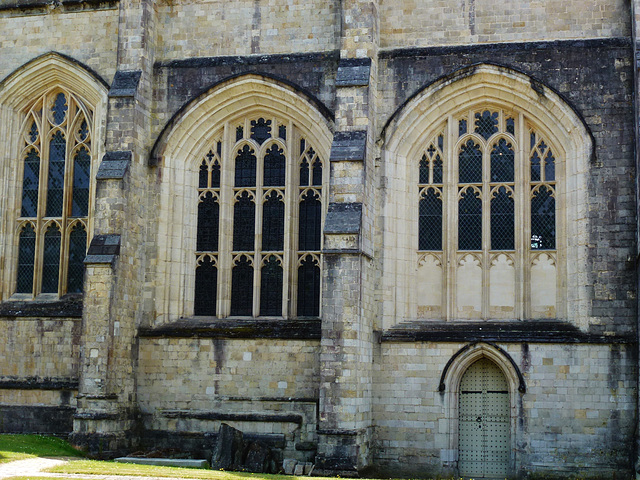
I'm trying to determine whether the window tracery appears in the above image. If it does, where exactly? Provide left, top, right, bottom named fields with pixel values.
left=15, top=89, right=92, bottom=297
left=417, top=108, right=558, bottom=319
left=194, top=116, right=325, bottom=318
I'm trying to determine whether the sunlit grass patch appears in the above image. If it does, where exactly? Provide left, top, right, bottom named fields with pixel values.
left=0, top=434, right=83, bottom=464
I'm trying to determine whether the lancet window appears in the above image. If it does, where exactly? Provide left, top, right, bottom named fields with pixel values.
left=16, top=89, right=92, bottom=297
left=194, top=116, right=324, bottom=318
left=417, top=108, right=558, bottom=319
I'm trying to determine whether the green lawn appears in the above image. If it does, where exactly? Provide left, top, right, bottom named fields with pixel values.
left=48, top=459, right=311, bottom=479
left=0, top=434, right=84, bottom=464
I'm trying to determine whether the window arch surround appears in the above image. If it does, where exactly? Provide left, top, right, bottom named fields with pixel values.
left=153, top=75, right=333, bottom=324
left=380, top=64, right=592, bottom=329
left=0, top=53, right=108, bottom=301
left=439, top=342, right=524, bottom=476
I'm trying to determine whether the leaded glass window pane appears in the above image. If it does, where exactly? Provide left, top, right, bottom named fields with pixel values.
left=236, top=126, right=243, bottom=142
left=531, top=186, right=555, bottom=249
left=195, top=256, right=217, bottom=316
left=459, top=140, right=482, bottom=183
left=262, top=191, right=284, bottom=251
left=67, top=224, right=86, bottom=294
left=233, top=192, right=255, bottom=251
left=459, top=188, right=482, bottom=250
left=46, top=131, right=66, bottom=217
left=21, top=148, right=40, bottom=217
left=230, top=256, right=253, bottom=316
left=530, top=151, right=541, bottom=181
left=235, top=145, right=256, bottom=187
left=199, top=160, right=208, bottom=188
left=71, top=147, right=90, bottom=217
left=491, top=187, right=514, bottom=250
left=297, top=257, right=320, bottom=317
left=260, top=257, right=283, bottom=316
left=419, top=155, right=429, bottom=184
left=506, top=118, right=515, bottom=135
left=42, top=225, right=61, bottom=293
left=544, top=150, right=555, bottom=181
left=459, top=119, right=467, bottom=137
left=52, top=93, right=67, bottom=125
left=211, top=162, right=221, bottom=188
left=474, top=110, right=499, bottom=140
left=250, top=118, right=272, bottom=145
left=419, top=189, right=442, bottom=250
left=78, top=120, right=89, bottom=141
left=490, top=139, right=514, bottom=183
left=263, top=144, right=285, bottom=187
left=433, top=154, right=443, bottom=184
left=299, top=191, right=321, bottom=251
left=312, top=157, right=322, bottom=186
left=197, top=192, right=219, bottom=252
left=300, top=159, right=310, bottom=187
left=28, top=121, right=39, bottom=143
left=17, top=224, right=36, bottom=294
left=279, top=125, right=286, bottom=140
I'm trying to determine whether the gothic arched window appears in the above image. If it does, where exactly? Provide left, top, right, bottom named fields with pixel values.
left=417, top=108, right=557, bottom=319
left=194, top=116, right=325, bottom=318
left=15, top=89, right=92, bottom=296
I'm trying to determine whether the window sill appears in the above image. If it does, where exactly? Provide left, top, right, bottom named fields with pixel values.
left=0, top=294, right=82, bottom=318
left=139, top=317, right=321, bottom=340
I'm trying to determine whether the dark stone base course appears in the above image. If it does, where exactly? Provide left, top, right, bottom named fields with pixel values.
left=68, top=431, right=136, bottom=459
left=0, top=405, right=74, bottom=434
left=138, top=429, right=285, bottom=463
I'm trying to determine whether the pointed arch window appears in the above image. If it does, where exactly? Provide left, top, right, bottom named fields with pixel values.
left=416, top=108, right=558, bottom=320
left=194, top=116, right=326, bottom=318
left=15, top=89, right=93, bottom=297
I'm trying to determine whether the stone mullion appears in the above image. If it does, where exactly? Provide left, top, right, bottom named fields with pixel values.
left=516, top=113, right=527, bottom=320
left=59, top=104, right=75, bottom=296
left=481, top=141, right=490, bottom=320
left=218, top=123, right=234, bottom=318
left=282, top=121, right=295, bottom=318
left=446, top=116, right=457, bottom=321
left=254, top=143, right=263, bottom=318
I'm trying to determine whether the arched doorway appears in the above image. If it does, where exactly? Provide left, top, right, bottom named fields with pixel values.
left=458, top=358, right=510, bottom=478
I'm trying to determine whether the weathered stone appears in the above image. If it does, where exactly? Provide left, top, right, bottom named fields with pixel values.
left=244, top=441, right=271, bottom=473
left=211, top=424, right=244, bottom=470
left=293, top=463, right=305, bottom=475
left=283, top=458, right=298, bottom=475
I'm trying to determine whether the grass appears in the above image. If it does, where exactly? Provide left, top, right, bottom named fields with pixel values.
left=0, top=434, right=84, bottom=464
left=47, top=459, right=315, bottom=479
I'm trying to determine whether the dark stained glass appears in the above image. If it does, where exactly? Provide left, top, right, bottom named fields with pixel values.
left=16, top=224, right=36, bottom=294
left=71, top=146, right=90, bottom=217
left=491, top=187, right=514, bottom=250
left=260, top=257, right=283, bottom=316
left=217, top=141, right=222, bottom=156
left=530, top=132, right=536, bottom=150
left=236, top=126, right=244, bottom=142
left=297, top=256, right=320, bottom=317
left=312, top=157, right=322, bottom=186
left=28, top=121, right=39, bottom=143
left=474, top=110, right=499, bottom=140
left=263, top=144, right=286, bottom=186
left=506, top=118, right=515, bottom=135
left=279, top=125, right=286, bottom=140
left=211, top=162, right=221, bottom=188
left=42, top=225, right=61, bottom=293
left=299, top=191, right=321, bottom=251
left=490, top=138, right=514, bottom=183
left=235, top=145, right=256, bottom=187
left=300, top=159, right=310, bottom=186
left=459, top=140, right=482, bottom=183
left=194, top=256, right=217, bottom=316
left=21, top=148, right=40, bottom=217
left=250, top=118, right=272, bottom=144
left=197, top=192, right=219, bottom=252
left=67, top=224, right=86, bottom=293
left=530, top=151, right=541, bottom=181
left=438, top=134, right=444, bottom=151
left=531, top=186, right=555, bottom=250
left=544, top=149, right=555, bottom=181
left=230, top=256, right=253, bottom=316
left=46, top=131, right=66, bottom=217
left=433, top=154, right=443, bottom=183
left=233, top=191, right=255, bottom=251
left=52, top=93, right=67, bottom=125
left=419, top=155, right=429, bottom=184
left=419, top=189, right=442, bottom=250
left=199, top=160, right=208, bottom=188
left=262, top=191, right=284, bottom=251
left=78, top=120, right=89, bottom=141
left=300, top=138, right=306, bottom=154
left=458, top=187, right=482, bottom=250
left=459, top=119, right=467, bottom=137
